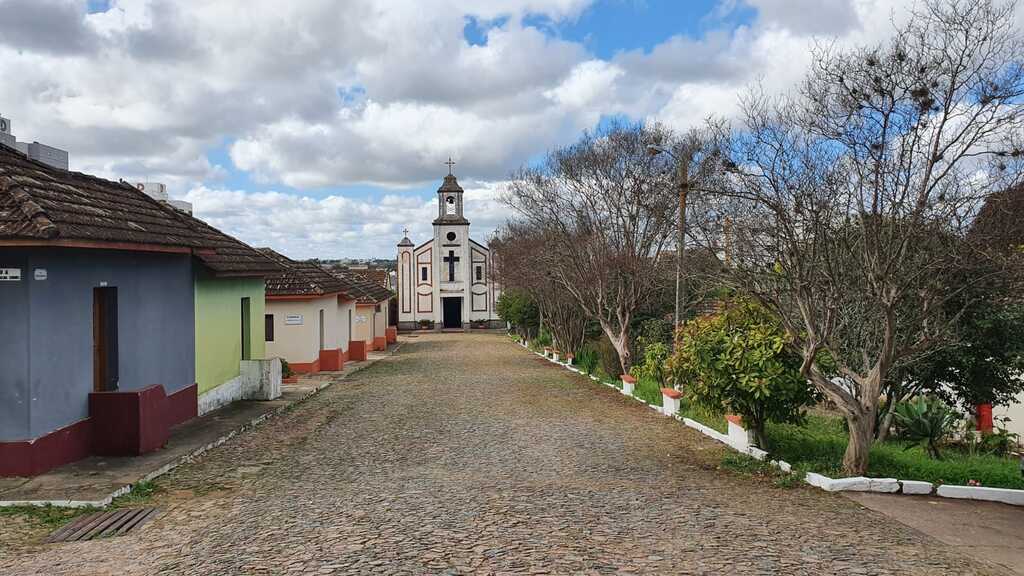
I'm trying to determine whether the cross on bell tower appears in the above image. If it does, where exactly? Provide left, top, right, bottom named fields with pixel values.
left=445, top=157, right=455, bottom=175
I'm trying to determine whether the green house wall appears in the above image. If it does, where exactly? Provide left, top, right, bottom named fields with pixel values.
left=194, top=274, right=266, bottom=395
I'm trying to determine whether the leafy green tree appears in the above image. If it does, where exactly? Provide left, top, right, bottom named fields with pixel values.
left=496, top=290, right=539, bottom=339
left=667, top=299, right=817, bottom=448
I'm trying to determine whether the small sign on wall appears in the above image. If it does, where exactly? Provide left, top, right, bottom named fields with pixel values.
left=34, top=269, right=47, bottom=281
left=285, top=314, right=303, bottom=325
left=354, top=315, right=367, bottom=324
left=0, top=268, right=22, bottom=281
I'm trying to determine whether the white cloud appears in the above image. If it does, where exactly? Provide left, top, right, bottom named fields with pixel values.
left=3, top=0, right=1017, bottom=257
left=182, top=179, right=509, bottom=259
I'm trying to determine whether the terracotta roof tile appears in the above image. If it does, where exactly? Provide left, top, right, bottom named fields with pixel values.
left=259, top=249, right=352, bottom=297
left=328, top=268, right=393, bottom=304
left=0, top=144, right=280, bottom=277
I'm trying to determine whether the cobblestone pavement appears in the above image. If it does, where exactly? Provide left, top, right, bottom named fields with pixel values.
left=0, top=334, right=1004, bottom=575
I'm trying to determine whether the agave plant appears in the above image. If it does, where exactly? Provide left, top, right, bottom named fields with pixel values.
left=892, top=396, right=960, bottom=459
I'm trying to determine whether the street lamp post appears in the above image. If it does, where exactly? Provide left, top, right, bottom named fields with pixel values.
left=648, top=145, right=689, bottom=330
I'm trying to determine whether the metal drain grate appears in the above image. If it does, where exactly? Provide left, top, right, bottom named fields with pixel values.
left=46, top=507, right=160, bottom=543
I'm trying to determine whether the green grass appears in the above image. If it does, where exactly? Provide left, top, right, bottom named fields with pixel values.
left=0, top=480, right=163, bottom=532
left=678, top=399, right=728, bottom=434
left=632, top=377, right=663, bottom=407
left=765, top=415, right=1024, bottom=489
left=593, top=367, right=621, bottom=389
left=0, top=504, right=97, bottom=528
left=110, top=480, right=161, bottom=507
left=719, top=452, right=805, bottom=489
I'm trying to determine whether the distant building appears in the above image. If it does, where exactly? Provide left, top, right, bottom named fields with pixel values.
left=0, top=115, right=69, bottom=170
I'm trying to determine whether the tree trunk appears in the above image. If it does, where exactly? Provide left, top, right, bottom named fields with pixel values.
left=842, top=411, right=876, bottom=475
left=876, top=407, right=896, bottom=443
left=751, top=422, right=769, bottom=451
left=600, top=321, right=632, bottom=373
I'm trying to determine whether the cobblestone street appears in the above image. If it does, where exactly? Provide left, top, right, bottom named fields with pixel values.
left=0, top=333, right=1003, bottom=575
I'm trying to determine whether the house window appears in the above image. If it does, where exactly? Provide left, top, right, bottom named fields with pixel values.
left=421, top=266, right=428, bottom=281
left=376, top=303, right=382, bottom=313
left=265, top=314, right=274, bottom=342
left=475, top=265, right=483, bottom=282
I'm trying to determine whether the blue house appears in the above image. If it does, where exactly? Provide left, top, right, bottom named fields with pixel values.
left=0, top=144, right=278, bottom=476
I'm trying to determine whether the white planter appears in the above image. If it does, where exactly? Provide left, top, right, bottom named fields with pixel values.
left=661, top=390, right=681, bottom=417
left=726, top=418, right=754, bottom=450
left=622, top=381, right=635, bottom=396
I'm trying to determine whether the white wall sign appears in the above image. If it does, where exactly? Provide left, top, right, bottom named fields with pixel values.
left=354, top=315, right=368, bottom=324
left=33, top=269, right=47, bottom=281
left=285, top=314, right=303, bottom=325
left=0, top=268, right=22, bottom=281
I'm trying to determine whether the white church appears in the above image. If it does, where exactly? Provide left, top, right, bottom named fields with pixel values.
left=396, top=164, right=502, bottom=330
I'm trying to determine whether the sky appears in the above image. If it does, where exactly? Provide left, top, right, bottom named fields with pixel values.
left=3, top=0, right=1015, bottom=259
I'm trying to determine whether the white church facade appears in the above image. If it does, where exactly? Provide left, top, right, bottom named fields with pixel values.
left=396, top=168, right=502, bottom=330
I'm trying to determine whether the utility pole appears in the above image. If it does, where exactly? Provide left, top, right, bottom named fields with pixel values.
left=674, top=155, right=689, bottom=329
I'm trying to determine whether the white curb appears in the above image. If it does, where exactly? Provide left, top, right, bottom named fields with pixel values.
left=512, top=338, right=1023, bottom=505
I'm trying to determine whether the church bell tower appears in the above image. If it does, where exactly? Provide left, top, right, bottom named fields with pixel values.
left=433, top=157, right=469, bottom=225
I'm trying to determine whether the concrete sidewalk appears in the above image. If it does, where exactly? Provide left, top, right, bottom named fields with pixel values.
left=0, top=342, right=402, bottom=508
left=847, top=492, right=1024, bottom=575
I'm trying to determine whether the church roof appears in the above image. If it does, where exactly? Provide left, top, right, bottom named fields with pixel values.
left=0, top=143, right=280, bottom=277
left=438, top=174, right=463, bottom=192
left=397, top=235, right=414, bottom=247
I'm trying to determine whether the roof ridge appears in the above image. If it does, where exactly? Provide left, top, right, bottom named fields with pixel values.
left=6, top=182, right=58, bottom=239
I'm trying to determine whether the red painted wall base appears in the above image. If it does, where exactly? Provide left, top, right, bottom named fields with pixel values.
left=319, top=348, right=345, bottom=371
left=0, top=418, right=92, bottom=477
left=385, top=327, right=397, bottom=344
left=372, top=336, right=386, bottom=351
left=349, top=340, right=368, bottom=362
left=290, top=358, right=321, bottom=374
left=0, top=383, right=198, bottom=477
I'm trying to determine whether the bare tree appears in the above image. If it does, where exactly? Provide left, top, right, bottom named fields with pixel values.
left=703, top=0, right=1023, bottom=474
left=503, top=123, right=680, bottom=371
left=492, top=223, right=589, bottom=355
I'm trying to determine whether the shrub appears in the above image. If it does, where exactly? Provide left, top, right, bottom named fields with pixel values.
left=666, top=298, right=816, bottom=449
left=576, top=343, right=599, bottom=375
left=632, top=317, right=673, bottom=361
left=280, top=359, right=294, bottom=379
left=533, top=328, right=552, bottom=349
left=596, top=335, right=623, bottom=379
left=496, top=290, right=539, bottom=337
left=630, top=341, right=670, bottom=386
left=892, top=396, right=961, bottom=459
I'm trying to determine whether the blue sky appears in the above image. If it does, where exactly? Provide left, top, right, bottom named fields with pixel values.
left=0, top=0, right=888, bottom=258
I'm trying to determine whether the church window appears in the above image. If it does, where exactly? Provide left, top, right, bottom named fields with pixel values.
left=265, top=314, right=274, bottom=342
left=420, top=266, right=428, bottom=281
left=446, top=231, right=457, bottom=242
left=475, top=265, right=483, bottom=281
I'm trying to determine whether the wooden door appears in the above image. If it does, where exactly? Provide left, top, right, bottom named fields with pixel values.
left=93, top=287, right=119, bottom=392
left=240, top=297, right=251, bottom=360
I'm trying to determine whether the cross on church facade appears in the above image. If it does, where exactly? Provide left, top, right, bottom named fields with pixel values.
left=443, top=250, right=459, bottom=282
left=445, top=157, right=455, bottom=175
